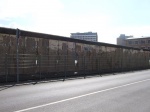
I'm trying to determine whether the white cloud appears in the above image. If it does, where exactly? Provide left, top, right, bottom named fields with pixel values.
left=100, top=26, right=150, bottom=44
left=0, top=0, right=150, bottom=45
left=0, top=0, right=65, bottom=34
left=114, top=26, right=150, bottom=37
left=31, top=14, right=117, bottom=44
left=0, top=0, right=63, bottom=19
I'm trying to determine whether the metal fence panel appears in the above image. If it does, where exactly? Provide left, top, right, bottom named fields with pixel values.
left=0, top=28, right=150, bottom=83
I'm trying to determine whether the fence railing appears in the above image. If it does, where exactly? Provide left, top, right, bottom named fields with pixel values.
left=0, top=28, right=150, bottom=83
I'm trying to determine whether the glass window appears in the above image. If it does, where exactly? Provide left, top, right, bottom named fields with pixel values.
left=135, top=41, right=138, bottom=44
left=129, top=41, right=132, bottom=44
left=141, top=40, right=145, bottom=44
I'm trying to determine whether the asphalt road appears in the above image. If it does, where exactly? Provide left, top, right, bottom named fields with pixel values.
left=0, top=70, right=150, bottom=112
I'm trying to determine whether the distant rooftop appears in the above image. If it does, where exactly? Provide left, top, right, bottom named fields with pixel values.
left=119, top=34, right=133, bottom=39
left=71, top=32, right=97, bottom=35
left=127, top=37, right=150, bottom=40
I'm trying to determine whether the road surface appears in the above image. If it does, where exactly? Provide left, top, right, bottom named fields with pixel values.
left=0, top=70, right=150, bottom=112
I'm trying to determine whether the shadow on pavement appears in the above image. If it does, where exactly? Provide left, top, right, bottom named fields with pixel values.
left=0, top=85, right=15, bottom=91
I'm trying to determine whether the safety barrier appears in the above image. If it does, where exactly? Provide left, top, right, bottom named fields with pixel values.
left=0, top=27, right=150, bottom=83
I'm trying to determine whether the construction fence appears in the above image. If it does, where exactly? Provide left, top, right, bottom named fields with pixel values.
left=0, top=28, right=150, bottom=83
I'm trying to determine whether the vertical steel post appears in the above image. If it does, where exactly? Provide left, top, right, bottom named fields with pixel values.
left=99, top=47, right=102, bottom=77
left=74, top=42, right=77, bottom=76
left=98, top=54, right=102, bottom=77
left=74, top=42, right=76, bottom=74
left=39, top=54, right=41, bottom=80
left=5, top=53, right=8, bottom=82
left=64, top=54, right=66, bottom=81
left=64, top=42, right=68, bottom=81
left=16, top=28, right=19, bottom=83
left=84, top=56, right=86, bottom=79
left=112, top=56, right=114, bottom=74
left=121, top=48, right=123, bottom=72
left=57, top=41, right=59, bottom=76
left=98, top=54, right=99, bottom=75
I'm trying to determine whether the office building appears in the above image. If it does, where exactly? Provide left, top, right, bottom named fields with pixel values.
left=117, top=34, right=150, bottom=50
left=70, top=32, right=98, bottom=42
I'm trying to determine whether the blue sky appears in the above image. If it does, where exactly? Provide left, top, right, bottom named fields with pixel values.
left=0, top=0, right=150, bottom=44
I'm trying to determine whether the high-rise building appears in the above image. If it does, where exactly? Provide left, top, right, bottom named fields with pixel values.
left=70, top=32, right=98, bottom=42
left=117, top=34, right=150, bottom=50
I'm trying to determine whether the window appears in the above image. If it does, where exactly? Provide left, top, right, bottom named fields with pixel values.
left=135, top=41, right=138, bottom=44
left=129, top=41, right=132, bottom=44
left=148, top=40, right=150, bottom=43
left=141, top=40, right=145, bottom=44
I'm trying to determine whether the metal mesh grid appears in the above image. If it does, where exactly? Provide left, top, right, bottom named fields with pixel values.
left=0, top=31, right=150, bottom=83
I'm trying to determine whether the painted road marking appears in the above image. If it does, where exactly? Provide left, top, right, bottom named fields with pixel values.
left=14, top=78, right=150, bottom=112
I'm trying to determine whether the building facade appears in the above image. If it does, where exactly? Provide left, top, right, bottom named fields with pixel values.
left=117, top=34, right=150, bottom=50
left=70, top=32, right=98, bottom=42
